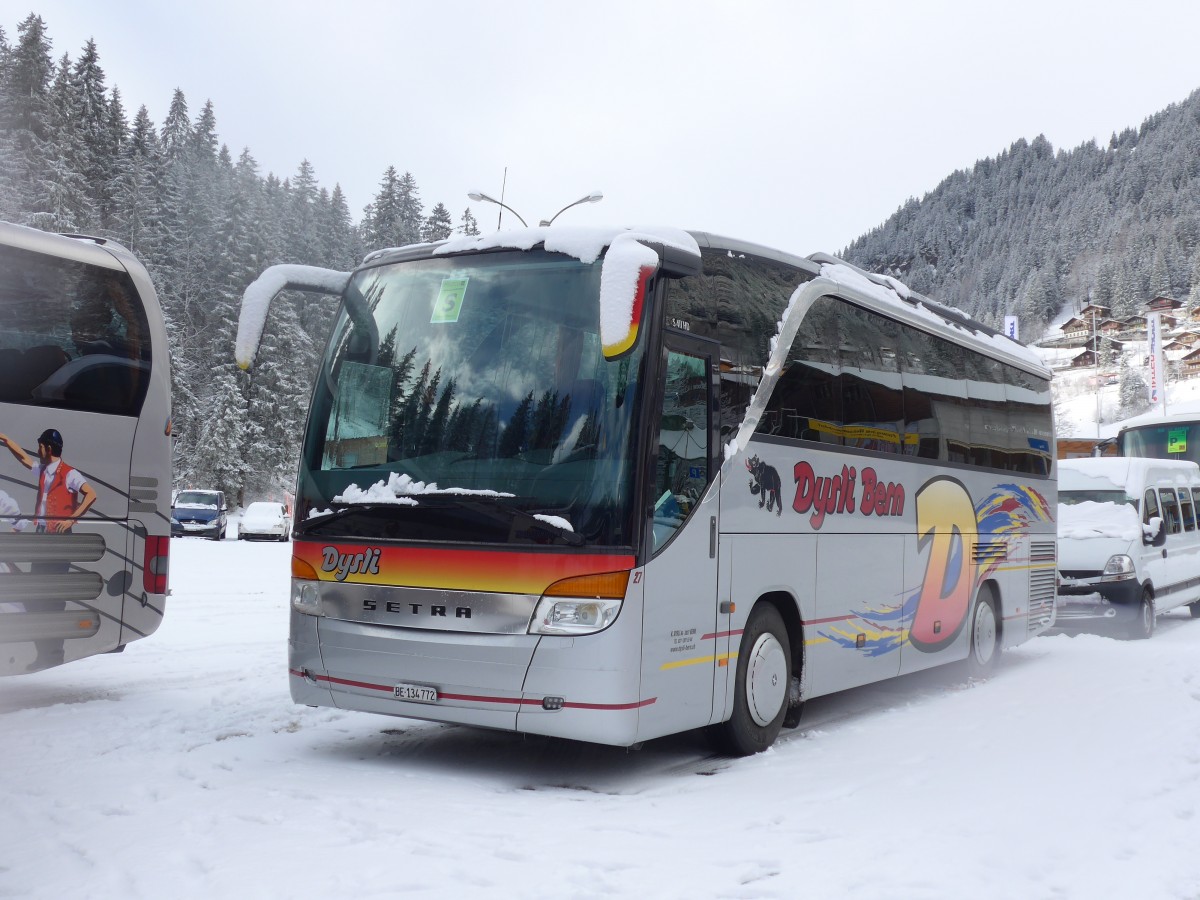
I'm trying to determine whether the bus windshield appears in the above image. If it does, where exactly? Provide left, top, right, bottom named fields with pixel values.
left=298, top=249, right=648, bottom=549
left=1119, top=423, right=1200, bottom=466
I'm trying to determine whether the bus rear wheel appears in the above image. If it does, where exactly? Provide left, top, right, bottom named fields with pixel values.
left=710, top=603, right=790, bottom=756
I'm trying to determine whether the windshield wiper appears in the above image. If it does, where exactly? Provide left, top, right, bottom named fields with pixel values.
left=300, top=503, right=413, bottom=528
left=456, top=499, right=585, bottom=547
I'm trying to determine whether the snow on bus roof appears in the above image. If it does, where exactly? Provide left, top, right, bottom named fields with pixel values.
left=1117, top=397, right=1200, bottom=429
left=431, top=225, right=699, bottom=266
left=819, top=263, right=1046, bottom=371
left=237, top=264, right=351, bottom=367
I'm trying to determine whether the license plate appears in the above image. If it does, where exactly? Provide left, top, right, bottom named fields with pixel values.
left=393, top=682, right=438, bottom=703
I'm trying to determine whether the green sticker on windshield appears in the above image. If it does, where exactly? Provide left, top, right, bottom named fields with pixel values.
left=1169, top=427, right=1187, bottom=454
left=432, top=277, right=468, bottom=323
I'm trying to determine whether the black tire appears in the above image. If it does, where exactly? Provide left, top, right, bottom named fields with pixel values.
left=1189, top=601, right=1200, bottom=619
left=710, top=604, right=790, bottom=756
left=1125, top=587, right=1155, bottom=640
left=965, top=589, right=1000, bottom=678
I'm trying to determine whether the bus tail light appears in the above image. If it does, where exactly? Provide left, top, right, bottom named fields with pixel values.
left=143, top=536, right=169, bottom=594
left=530, top=571, right=630, bottom=635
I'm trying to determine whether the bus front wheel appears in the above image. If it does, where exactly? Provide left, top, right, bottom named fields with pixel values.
left=1125, top=588, right=1155, bottom=640
left=710, top=603, right=790, bottom=756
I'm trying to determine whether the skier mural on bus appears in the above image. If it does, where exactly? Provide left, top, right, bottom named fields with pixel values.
left=0, top=428, right=97, bottom=533
left=0, top=427, right=99, bottom=670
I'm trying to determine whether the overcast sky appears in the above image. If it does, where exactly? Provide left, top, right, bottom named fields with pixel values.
left=14, top=0, right=1200, bottom=256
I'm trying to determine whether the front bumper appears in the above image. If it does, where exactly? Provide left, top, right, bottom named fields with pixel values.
left=1055, top=575, right=1141, bottom=628
left=239, top=528, right=286, bottom=540
left=171, top=521, right=221, bottom=538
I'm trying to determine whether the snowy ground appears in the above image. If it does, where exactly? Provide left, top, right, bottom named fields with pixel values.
left=3, top=539, right=1200, bottom=899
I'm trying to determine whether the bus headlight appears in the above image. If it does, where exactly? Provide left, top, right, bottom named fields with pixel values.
left=531, top=597, right=622, bottom=635
left=529, top=571, right=630, bottom=635
left=291, top=579, right=323, bottom=615
left=1101, top=555, right=1135, bottom=581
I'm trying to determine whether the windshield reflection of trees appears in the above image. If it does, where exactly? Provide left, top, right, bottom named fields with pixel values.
left=365, top=337, right=601, bottom=467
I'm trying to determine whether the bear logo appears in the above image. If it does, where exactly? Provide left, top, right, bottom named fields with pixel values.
left=746, top=455, right=782, bottom=515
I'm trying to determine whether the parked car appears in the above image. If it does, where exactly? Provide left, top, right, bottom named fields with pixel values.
left=238, top=501, right=291, bottom=542
left=1056, top=457, right=1200, bottom=639
left=171, top=489, right=227, bottom=540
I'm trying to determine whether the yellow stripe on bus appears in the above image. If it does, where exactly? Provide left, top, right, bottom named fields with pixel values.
left=660, top=652, right=738, bottom=671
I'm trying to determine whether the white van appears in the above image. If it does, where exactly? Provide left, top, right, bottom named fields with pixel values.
left=1057, top=457, right=1200, bottom=638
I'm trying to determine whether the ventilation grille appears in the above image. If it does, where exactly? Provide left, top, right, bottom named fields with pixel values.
left=1028, top=569, right=1057, bottom=633
left=1030, top=540, right=1057, bottom=563
left=973, top=540, right=1007, bottom=565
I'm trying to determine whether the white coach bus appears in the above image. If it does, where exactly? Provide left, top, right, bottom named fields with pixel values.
left=0, top=222, right=171, bottom=674
left=238, top=227, right=1056, bottom=754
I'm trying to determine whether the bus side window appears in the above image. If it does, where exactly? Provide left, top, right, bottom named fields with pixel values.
left=1180, top=488, right=1197, bottom=532
left=1159, top=488, right=1183, bottom=535
left=651, top=349, right=710, bottom=555
left=1142, top=494, right=1161, bottom=528
left=1143, top=489, right=1160, bottom=526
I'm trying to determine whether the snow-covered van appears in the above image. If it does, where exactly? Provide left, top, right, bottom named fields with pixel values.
left=1056, top=457, right=1200, bottom=638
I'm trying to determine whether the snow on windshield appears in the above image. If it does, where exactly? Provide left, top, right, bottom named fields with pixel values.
left=330, top=472, right=515, bottom=506
left=1057, top=500, right=1141, bottom=541
left=322, top=473, right=579, bottom=533
left=236, top=264, right=351, bottom=368
left=175, top=492, right=219, bottom=509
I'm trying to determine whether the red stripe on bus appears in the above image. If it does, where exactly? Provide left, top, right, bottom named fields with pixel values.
left=803, top=614, right=857, bottom=625
left=701, top=630, right=743, bottom=641
left=291, top=670, right=653, bottom=711
left=562, top=698, right=656, bottom=711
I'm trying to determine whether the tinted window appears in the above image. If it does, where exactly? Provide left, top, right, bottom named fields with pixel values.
left=1159, top=488, right=1183, bottom=534
left=754, top=294, right=1052, bottom=475
left=1144, top=489, right=1160, bottom=525
left=0, top=243, right=151, bottom=416
left=1180, top=488, right=1196, bottom=531
left=665, top=249, right=810, bottom=441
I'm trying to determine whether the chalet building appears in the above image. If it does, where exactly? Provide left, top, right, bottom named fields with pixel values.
left=1098, top=318, right=1125, bottom=335
left=1057, top=438, right=1116, bottom=459
left=1060, top=317, right=1090, bottom=341
left=1083, top=335, right=1123, bottom=353
left=1121, top=315, right=1148, bottom=331
left=1164, top=332, right=1200, bottom=352
left=1182, top=347, right=1200, bottom=378
left=1077, top=303, right=1111, bottom=321
left=1070, top=349, right=1099, bottom=368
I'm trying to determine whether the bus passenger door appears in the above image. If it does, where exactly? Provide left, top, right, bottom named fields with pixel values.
left=639, top=333, right=721, bottom=740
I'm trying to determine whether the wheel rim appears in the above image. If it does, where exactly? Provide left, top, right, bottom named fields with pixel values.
left=1141, top=596, right=1154, bottom=636
left=972, top=600, right=997, bottom=667
left=746, top=632, right=788, bottom=726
